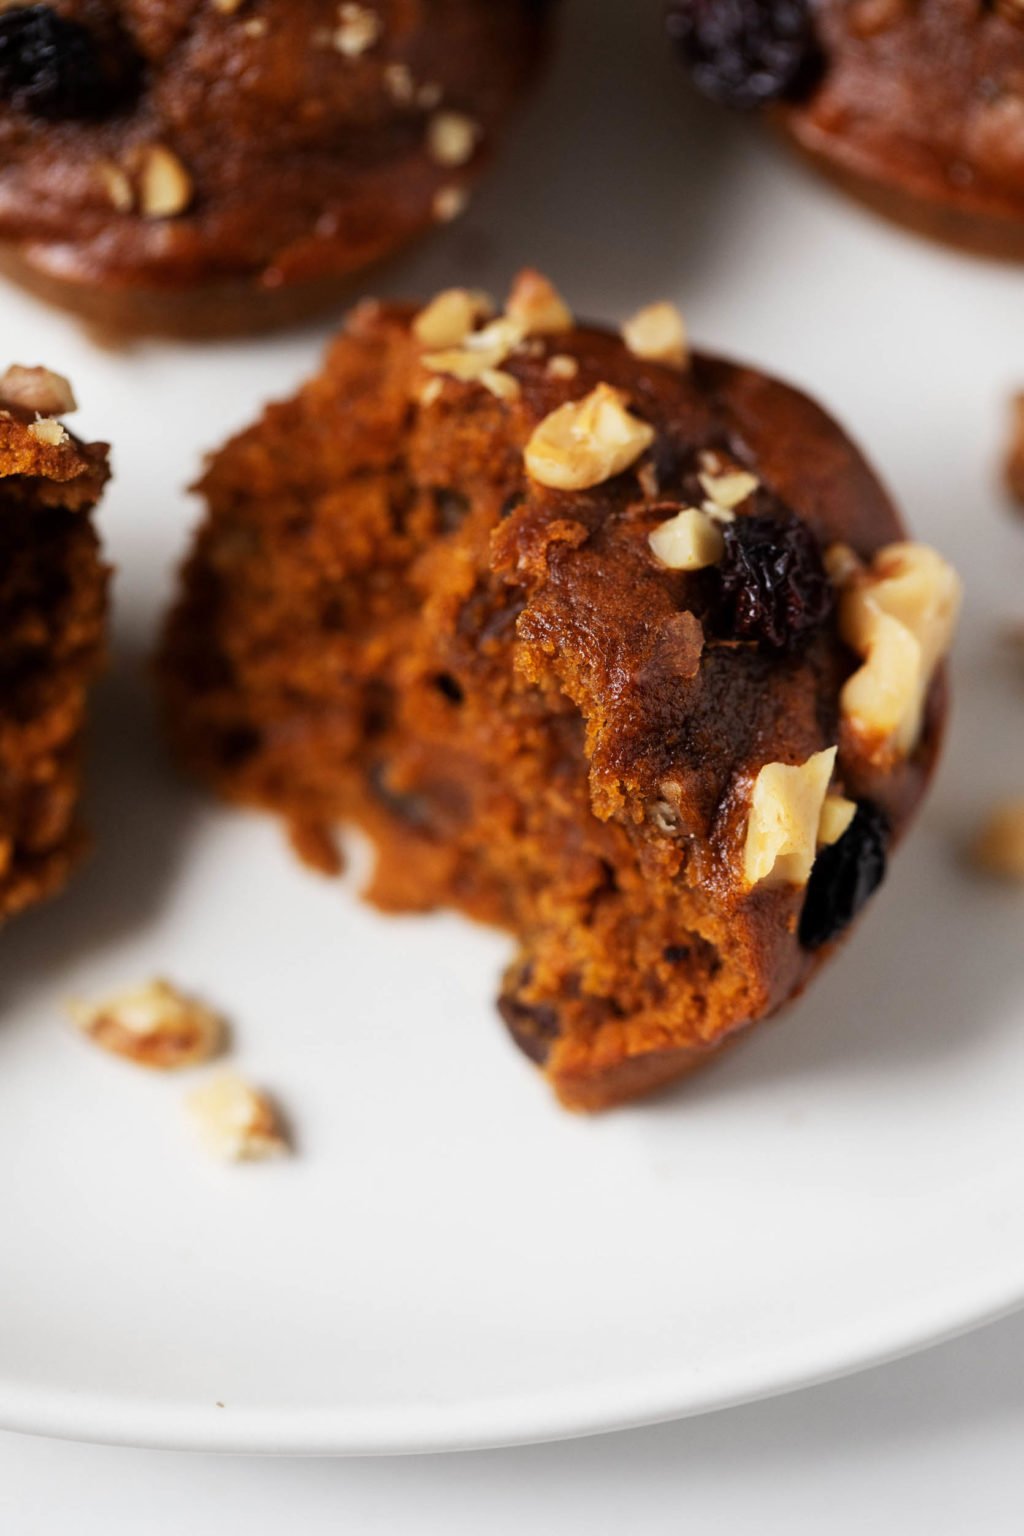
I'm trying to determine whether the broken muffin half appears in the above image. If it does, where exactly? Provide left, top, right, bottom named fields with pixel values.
left=0, top=365, right=109, bottom=924
left=158, top=273, right=958, bottom=1109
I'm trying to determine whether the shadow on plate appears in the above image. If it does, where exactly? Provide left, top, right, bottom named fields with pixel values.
left=0, top=630, right=203, bottom=1016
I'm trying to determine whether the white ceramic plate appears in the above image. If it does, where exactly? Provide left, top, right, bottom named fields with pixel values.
left=1, top=0, right=1023, bottom=1457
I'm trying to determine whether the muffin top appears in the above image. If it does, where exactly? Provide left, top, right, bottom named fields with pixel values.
left=0, top=1, right=548, bottom=291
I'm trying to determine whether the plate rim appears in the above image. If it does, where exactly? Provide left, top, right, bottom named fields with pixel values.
left=2, top=1276, right=1021, bottom=1455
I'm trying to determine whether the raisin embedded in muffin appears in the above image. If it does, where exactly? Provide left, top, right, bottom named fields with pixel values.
left=158, top=273, right=960, bottom=1110
left=0, top=2, right=551, bottom=336
left=667, top=0, right=1024, bottom=259
left=0, top=365, right=109, bottom=923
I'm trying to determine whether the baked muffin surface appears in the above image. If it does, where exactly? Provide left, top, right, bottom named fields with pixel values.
left=0, top=1, right=549, bottom=331
left=159, top=274, right=958, bottom=1107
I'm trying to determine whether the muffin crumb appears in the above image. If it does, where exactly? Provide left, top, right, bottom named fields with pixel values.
left=969, top=800, right=1024, bottom=881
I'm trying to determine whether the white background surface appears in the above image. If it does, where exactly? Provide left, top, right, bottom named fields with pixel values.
left=4, top=1311, right=1024, bottom=1531
left=2, top=0, right=1024, bottom=1498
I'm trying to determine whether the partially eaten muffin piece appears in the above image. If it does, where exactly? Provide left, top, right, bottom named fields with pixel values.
left=158, top=274, right=959, bottom=1109
left=0, top=364, right=108, bottom=923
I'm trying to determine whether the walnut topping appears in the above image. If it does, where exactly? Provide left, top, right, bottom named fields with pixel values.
left=0, top=365, right=76, bottom=416
left=1005, top=390, right=1024, bottom=511
left=433, top=185, right=469, bottom=223
left=480, top=369, right=521, bottom=403
left=743, top=747, right=838, bottom=889
left=27, top=418, right=67, bottom=446
left=622, top=302, right=688, bottom=369
left=95, top=157, right=134, bottom=212
left=970, top=799, right=1024, bottom=880
left=648, top=506, right=724, bottom=570
left=423, top=315, right=524, bottom=382
left=187, top=1075, right=288, bottom=1162
left=506, top=270, right=574, bottom=336
left=412, top=288, right=494, bottom=349
left=427, top=111, right=480, bottom=168
left=525, top=384, right=655, bottom=491
left=818, top=793, right=856, bottom=848
left=334, top=2, right=380, bottom=56
left=546, top=354, right=579, bottom=380
left=384, top=61, right=414, bottom=102
left=211, top=0, right=245, bottom=11
left=837, top=542, right=961, bottom=760
left=697, top=451, right=759, bottom=511
left=68, top=979, right=224, bottom=1071
left=137, top=144, right=193, bottom=219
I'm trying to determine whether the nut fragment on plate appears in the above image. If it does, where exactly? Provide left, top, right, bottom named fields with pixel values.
left=622, top=302, right=688, bottom=369
left=648, top=506, right=724, bottom=570
left=743, top=747, right=838, bottom=889
left=525, top=384, right=655, bottom=490
left=1005, top=391, right=1024, bottom=511
left=187, top=1075, right=289, bottom=1162
left=836, top=542, right=961, bottom=761
left=969, top=799, right=1024, bottom=881
left=68, top=979, right=225, bottom=1070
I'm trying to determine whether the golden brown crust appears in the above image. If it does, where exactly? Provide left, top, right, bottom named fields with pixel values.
left=0, top=0, right=549, bottom=332
left=0, top=395, right=109, bottom=923
left=158, top=287, right=948, bottom=1109
left=775, top=0, right=1024, bottom=258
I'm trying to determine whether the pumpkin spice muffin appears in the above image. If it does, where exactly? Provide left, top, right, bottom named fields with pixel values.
left=0, top=366, right=108, bottom=924
left=159, top=273, right=960, bottom=1109
left=0, top=1, right=551, bottom=335
left=667, top=0, right=1024, bottom=259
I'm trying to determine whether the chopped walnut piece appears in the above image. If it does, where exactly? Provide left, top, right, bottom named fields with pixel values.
left=423, top=315, right=524, bottom=382
left=384, top=61, right=414, bottom=102
left=480, top=369, right=521, bottom=403
left=837, top=542, right=961, bottom=760
left=970, top=800, right=1024, bottom=880
left=334, top=2, right=381, bottom=56
left=622, top=302, right=688, bottom=369
left=0, top=365, right=76, bottom=416
left=697, top=451, right=759, bottom=511
left=743, top=747, right=838, bottom=889
left=525, top=384, right=655, bottom=491
left=506, top=271, right=574, bottom=336
left=648, top=506, right=724, bottom=570
left=818, top=793, right=857, bottom=848
left=546, top=354, right=579, bottom=381
left=27, top=418, right=67, bottom=446
left=68, top=979, right=225, bottom=1071
left=137, top=144, right=193, bottom=219
left=187, top=1075, right=288, bottom=1162
left=1005, top=391, right=1024, bottom=510
left=412, top=288, right=494, bottom=349
left=427, top=111, right=479, bottom=168
left=433, top=185, right=469, bottom=223
left=95, top=158, right=134, bottom=212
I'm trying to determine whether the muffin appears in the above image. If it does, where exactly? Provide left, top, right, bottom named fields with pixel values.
left=159, top=272, right=959, bottom=1110
left=667, top=0, right=1024, bottom=259
left=0, top=1, right=551, bottom=335
left=0, top=366, right=108, bottom=924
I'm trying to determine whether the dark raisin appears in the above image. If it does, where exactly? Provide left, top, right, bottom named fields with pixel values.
left=666, top=0, right=825, bottom=111
left=717, top=510, right=833, bottom=651
left=0, top=6, right=131, bottom=120
left=799, top=804, right=888, bottom=951
left=662, top=943, right=693, bottom=964
left=498, top=988, right=561, bottom=1065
